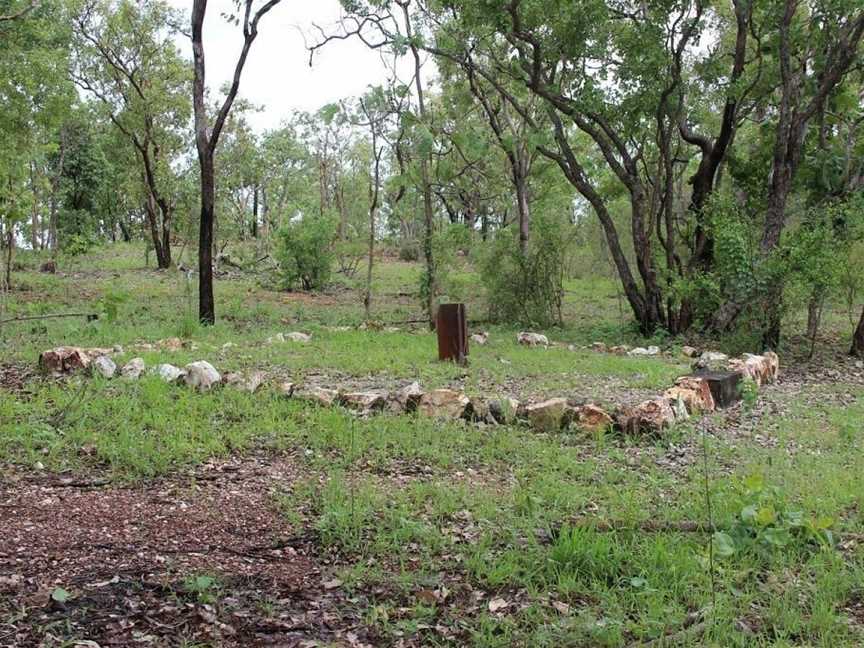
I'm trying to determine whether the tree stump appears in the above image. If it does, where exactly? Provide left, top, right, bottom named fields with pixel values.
left=691, top=371, right=741, bottom=408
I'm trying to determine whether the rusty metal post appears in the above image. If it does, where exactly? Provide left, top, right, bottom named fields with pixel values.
left=436, top=303, right=468, bottom=364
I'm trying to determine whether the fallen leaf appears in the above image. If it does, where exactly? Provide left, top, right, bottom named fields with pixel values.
left=488, top=597, right=508, bottom=613
left=416, top=589, right=437, bottom=605
left=552, top=600, right=570, bottom=615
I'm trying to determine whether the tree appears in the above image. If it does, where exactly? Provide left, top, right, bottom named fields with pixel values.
left=191, top=0, right=284, bottom=325
left=311, top=0, right=440, bottom=328
left=0, top=0, right=71, bottom=284
left=703, top=1, right=864, bottom=344
left=71, top=0, right=190, bottom=269
left=853, top=308, right=864, bottom=358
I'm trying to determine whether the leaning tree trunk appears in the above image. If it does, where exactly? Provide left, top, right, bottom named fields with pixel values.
left=852, top=306, right=864, bottom=358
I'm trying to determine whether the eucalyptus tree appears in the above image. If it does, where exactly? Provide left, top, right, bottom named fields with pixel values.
left=0, top=0, right=71, bottom=285
left=311, top=0, right=441, bottom=328
left=216, top=108, right=264, bottom=241
left=258, top=121, right=314, bottom=236
left=71, top=0, right=190, bottom=269
left=191, top=0, right=284, bottom=325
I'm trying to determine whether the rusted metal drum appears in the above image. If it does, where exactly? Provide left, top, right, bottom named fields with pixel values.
left=436, top=303, right=468, bottom=364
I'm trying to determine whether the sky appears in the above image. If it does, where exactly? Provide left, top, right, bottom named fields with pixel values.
left=169, top=0, right=419, bottom=132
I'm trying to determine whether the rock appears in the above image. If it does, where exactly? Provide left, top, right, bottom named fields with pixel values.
left=385, top=326, right=401, bottom=333
left=694, top=351, right=729, bottom=371
left=619, top=398, right=676, bottom=435
left=628, top=346, right=660, bottom=357
left=467, top=397, right=491, bottom=423
left=418, top=389, right=471, bottom=419
left=666, top=376, right=716, bottom=413
left=608, top=345, right=631, bottom=355
left=121, top=357, right=146, bottom=380
left=342, top=391, right=387, bottom=414
left=157, top=337, right=183, bottom=352
left=91, top=355, right=116, bottom=379
left=763, top=351, right=780, bottom=383
left=489, top=397, right=521, bottom=425
left=590, top=342, right=608, bottom=353
left=393, top=381, right=424, bottom=413
left=224, top=370, right=267, bottom=393
left=729, top=355, right=765, bottom=386
left=155, top=363, right=185, bottom=383
left=296, top=386, right=340, bottom=407
left=112, top=344, right=124, bottom=354
left=669, top=395, right=689, bottom=421
left=855, top=361, right=863, bottom=370
left=39, top=347, right=91, bottom=375
left=692, top=371, right=741, bottom=408
left=681, top=345, right=699, bottom=358
left=40, top=260, right=56, bottom=273
left=524, top=398, right=573, bottom=432
left=574, top=404, right=613, bottom=433
left=279, top=381, right=296, bottom=397
left=517, top=332, right=549, bottom=347
left=286, top=332, right=312, bottom=343
left=470, top=332, right=489, bottom=346
left=183, top=361, right=221, bottom=391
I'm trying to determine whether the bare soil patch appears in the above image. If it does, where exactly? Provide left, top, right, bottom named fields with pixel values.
left=0, top=455, right=377, bottom=647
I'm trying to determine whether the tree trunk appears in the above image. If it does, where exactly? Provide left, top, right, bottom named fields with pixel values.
left=401, top=3, right=436, bottom=329
left=851, top=306, right=864, bottom=358
left=144, top=188, right=171, bottom=269
left=197, top=150, right=216, bottom=325
left=192, top=0, right=282, bottom=324
left=3, top=228, right=13, bottom=291
left=514, top=171, right=530, bottom=255
left=251, top=184, right=258, bottom=238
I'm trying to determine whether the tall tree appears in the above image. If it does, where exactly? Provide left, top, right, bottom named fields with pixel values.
left=191, top=0, right=283, bottom=324
left=71, top=0, right=190, bottom=269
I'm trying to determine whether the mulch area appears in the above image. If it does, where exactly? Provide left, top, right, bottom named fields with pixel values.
left=0, top=455, right=377, bottom=647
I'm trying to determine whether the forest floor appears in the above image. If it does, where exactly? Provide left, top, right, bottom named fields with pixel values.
left=1, top=242, right=864, bottom=647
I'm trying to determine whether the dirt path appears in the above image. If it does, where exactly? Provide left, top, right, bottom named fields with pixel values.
left=0, top=455, right=375, bottom=647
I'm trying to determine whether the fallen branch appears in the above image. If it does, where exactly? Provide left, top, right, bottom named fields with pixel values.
left=0, top=312, right=98, bottom=325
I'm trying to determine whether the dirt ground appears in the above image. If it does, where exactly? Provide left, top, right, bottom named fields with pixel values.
left=0, top=455, right=376, bottom=647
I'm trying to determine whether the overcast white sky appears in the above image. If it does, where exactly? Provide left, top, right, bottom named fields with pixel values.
left=169, top=0, right=418, bottom=132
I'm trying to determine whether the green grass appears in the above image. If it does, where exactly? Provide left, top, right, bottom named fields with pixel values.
left=2, top=242, right=864, bottom=646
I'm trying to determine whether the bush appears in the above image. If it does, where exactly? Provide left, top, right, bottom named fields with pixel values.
left=274, top=216, right=335, bottom=290
left=334, top=239, right=365, bottom=278
left=477, top=215, right=570, bottom=327
left=397, top=239, right=420, bottom=262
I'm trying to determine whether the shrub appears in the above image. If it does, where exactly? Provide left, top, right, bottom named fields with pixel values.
left=274, top=216, right=335, bottom=290
left=334, top=239, right=365, bottom=278
left=477, top=215, right=570, bottom=327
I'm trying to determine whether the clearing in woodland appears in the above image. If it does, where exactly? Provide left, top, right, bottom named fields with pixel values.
left=1, top=244, right=863, bottom=647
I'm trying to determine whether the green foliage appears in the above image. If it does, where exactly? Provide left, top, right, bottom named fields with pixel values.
left=712, top=473, right=835, bottom=560
left=334, top=238, right=366, bottom=278
left=98, top=289, right=129, bottom=323
left=739, top=377, right=759, bottom=412
left=63, top=232, right=95, bottom=256
left=183, top=574, right=220, bottom=604
left=275, top=216, right=335, bottom=291
left=477, top=215, right=570, bottom=327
